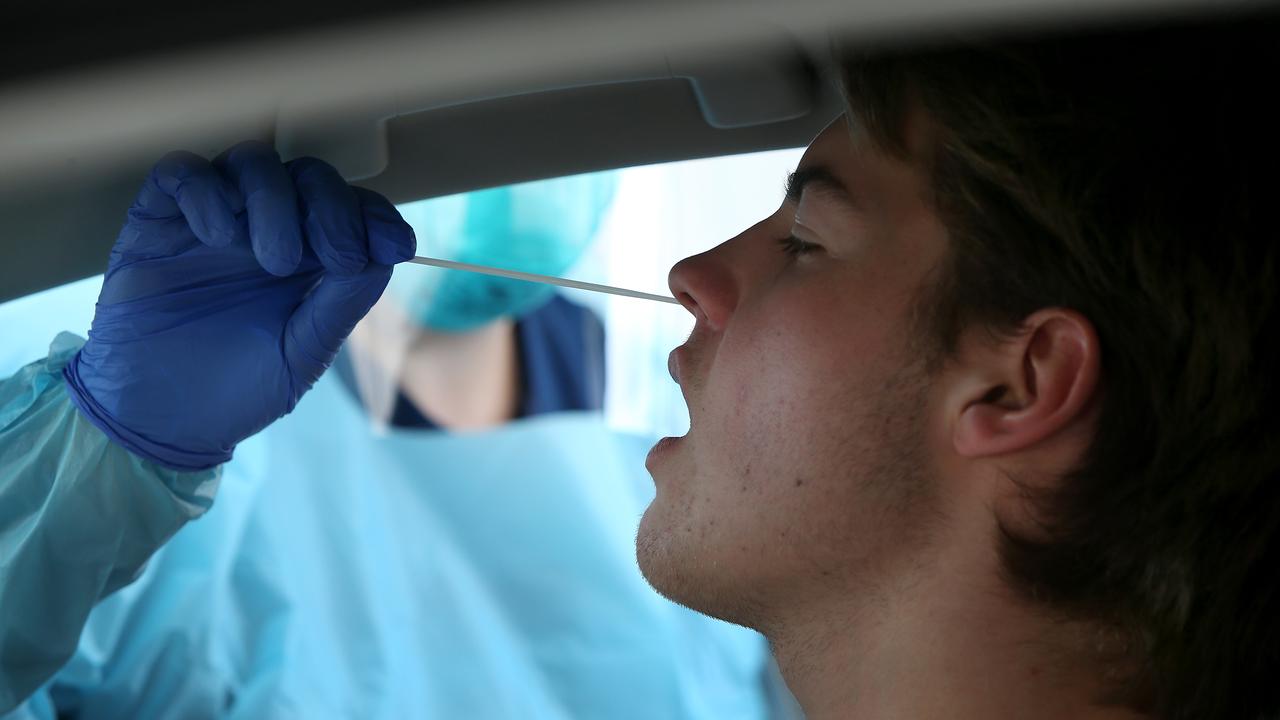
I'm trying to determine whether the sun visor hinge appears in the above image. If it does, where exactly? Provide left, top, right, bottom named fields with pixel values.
left=668, top=49, right=815, bottom=129
left=275, top=108, right=391, bottom=183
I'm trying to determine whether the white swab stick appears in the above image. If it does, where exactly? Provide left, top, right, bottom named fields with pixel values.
left=407, top=255, right=681, bottom=305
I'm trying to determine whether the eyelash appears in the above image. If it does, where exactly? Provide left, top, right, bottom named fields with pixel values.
left=778, top=235, right=820, bottom=258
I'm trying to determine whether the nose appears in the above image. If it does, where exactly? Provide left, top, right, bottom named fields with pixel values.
left=668, top=243, right=738, bottom=331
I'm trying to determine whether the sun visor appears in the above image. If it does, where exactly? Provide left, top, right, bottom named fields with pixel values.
left=275, top=42, right=820, bottom=182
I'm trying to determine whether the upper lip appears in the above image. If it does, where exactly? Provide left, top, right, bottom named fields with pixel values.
left=669, top=345, right=694, bottom=433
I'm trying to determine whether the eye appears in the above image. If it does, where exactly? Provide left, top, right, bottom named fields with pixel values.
left=777, top=234, right=821, bottom=258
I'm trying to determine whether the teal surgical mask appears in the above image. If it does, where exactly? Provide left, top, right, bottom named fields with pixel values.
left=389, top=171, right=618, bottom=332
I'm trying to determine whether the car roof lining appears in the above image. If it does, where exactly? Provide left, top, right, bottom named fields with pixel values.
left=0, top=0, right=1263, bottom=303
left=0, top=75, right=840, bottom=303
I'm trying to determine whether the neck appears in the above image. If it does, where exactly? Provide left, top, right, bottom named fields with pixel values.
left=397, top=319, right=520, bottom=429
left=347, top=298, right=520, bottom=430
left=765, top=532, right=1148, bottom=720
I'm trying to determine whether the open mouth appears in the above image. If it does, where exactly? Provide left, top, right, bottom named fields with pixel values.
left=667, top=345, right=695, bottom=431
left=644, top=346, right=693, bottom=475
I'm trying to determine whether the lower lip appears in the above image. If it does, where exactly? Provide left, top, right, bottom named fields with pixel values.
left=645, top=436, right=683, bottom=469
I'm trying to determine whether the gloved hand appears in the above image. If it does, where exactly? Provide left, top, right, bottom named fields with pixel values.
left=63, top=142, right=416, bottom=471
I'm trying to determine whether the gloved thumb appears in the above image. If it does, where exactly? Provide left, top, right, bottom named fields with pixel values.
left=284, top=263, right=392, bottom=395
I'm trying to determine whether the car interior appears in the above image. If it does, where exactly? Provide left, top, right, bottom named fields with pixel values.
left=2, top=0, right=1263, bottom=305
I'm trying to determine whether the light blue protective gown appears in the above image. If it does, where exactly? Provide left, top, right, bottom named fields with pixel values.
left=0, top=281, right=771, bottom=719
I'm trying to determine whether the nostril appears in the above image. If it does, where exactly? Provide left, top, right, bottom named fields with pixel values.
left=675, top=291, right=705, bottom=322
left=669, top=246, right=735, bottom=331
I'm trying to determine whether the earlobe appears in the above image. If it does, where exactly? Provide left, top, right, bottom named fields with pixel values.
left=953, top=309, right=1100, bottom=458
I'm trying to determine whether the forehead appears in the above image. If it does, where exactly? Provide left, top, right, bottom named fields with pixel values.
left=796, top=117, right=858, bottom=180
left=793, top=114, right=934, bottom=220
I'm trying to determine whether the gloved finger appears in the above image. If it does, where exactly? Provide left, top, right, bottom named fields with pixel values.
left=133, top=151, right=243, bottom=249
left=215, top=141, right=304, bottom=277
left=287, top=157, right=369, bottom=276
left=283, top=263, right=393, bottom=389
left=352, top=187, right=417, bottom=265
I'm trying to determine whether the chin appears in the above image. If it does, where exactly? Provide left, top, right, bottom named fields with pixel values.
left=634, top=504, right=669, bottom=589
left=635, top=504, right=763, bottom=629
left=635, top=504, right=698, bottom=606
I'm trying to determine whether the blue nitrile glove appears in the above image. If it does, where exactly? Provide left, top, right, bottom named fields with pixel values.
left=62, top=142, right=416, bottom=471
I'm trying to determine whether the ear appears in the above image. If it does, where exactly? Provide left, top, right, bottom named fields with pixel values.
left=952, top=309, right=1100, bottom=457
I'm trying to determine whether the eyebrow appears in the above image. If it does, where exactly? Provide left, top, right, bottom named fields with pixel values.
left=785, top=166, right=857, bottom=211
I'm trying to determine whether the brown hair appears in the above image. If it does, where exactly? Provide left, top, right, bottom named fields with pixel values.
left=842, top=15, right=1280, bottom=718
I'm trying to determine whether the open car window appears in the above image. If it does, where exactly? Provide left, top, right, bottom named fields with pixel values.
left=0, top=146, right=805, bottom=441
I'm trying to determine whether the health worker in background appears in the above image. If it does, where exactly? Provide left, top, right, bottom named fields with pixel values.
left=0, top=149, right=770, bottom=719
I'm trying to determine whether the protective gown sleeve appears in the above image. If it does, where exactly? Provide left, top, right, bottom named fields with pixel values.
left=0, top=333, right=220, bottom=713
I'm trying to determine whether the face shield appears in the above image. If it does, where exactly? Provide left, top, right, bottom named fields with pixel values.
left=386, top=173, right=620, bottom=333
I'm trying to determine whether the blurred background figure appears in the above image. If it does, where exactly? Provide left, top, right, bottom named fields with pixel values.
left=0, top=169, right=777, bottom=719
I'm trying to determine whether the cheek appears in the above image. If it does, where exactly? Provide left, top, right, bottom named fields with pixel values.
left=639, top=273, right=936, bottom=606
left=712, top=285, right=893, bottom=445
left=692, top=283, right=897, bottom=515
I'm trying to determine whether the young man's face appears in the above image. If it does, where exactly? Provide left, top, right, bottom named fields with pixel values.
left=638, top=115, right=952, bottom=625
